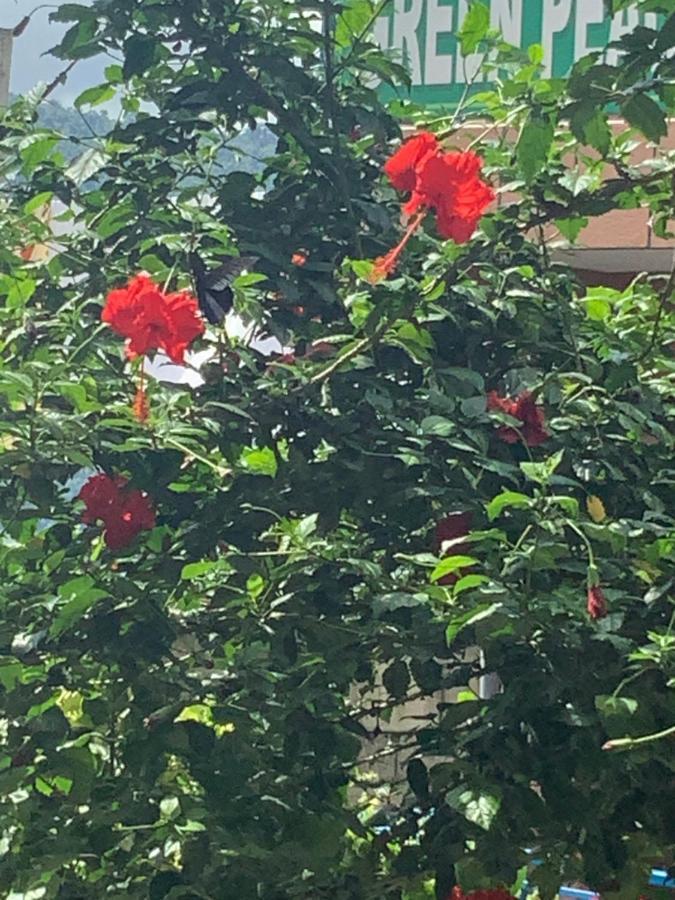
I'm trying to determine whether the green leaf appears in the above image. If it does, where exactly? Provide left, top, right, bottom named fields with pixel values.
left=595, top=695, right=638, bottom=716
left=50, top=3, right=93, bottom=23
left=75, top=84, right=116, bottom=109
left=420, top=415, right=454, bottom=436
left=181, top=561, right=218, bottom=579
left=95, top=202, right=136, bottom=238
left=550, top=495, right=579, bottom=516
left=20, top=136, right=60, bottom=173
left=239, top=446, right=278, bottom=477
left=51, top=577, right=109, bottom=637
left=622, top=94, right=667, bottom=143
left=458, top=2, right=490, bottom=55
left=159, top=796, right=181, bottom=820
left=335, top=0, right=374, bottom=49
left=516, top=116, right=553, bottom=184
left=655, top=11, right=675, bottom=53
left=556, top=217, right=588, bottom=243
left=373, top=592, right=429, bottom=616
left=123, top=35, right=159, bottom=79
left=486, top=491, right=531, bottom=521
left=569, top=102, right=612, bottom=155
left=585, top=296, right=611, bottom=320
left=447, top=789, right=501, bottom=830
left=246, top=573, right=265, bottom=599
left=453, top=574, right=489, bottom=595
left=528, top=44, right=544, bottom=65
left=382, top=659, right=410, bottom=699
left=559, top=170, right=596, bottom=197
left=446, top=603, right=501, bottom=646
left=520, top=450, right=564, bottom=485
left=406, top=757, right=430, bottom=799
left=349, top=259, right=375, bottom=281
left=24, top=191, right=53, bottom=215
left=431, top=556, right=478, bottom=583
left=105, top=64, right=123, bottom=83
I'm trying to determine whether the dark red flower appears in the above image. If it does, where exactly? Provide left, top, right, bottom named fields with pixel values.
left=410, top=150, right=495, bottom=243
left=79, top=473, right=155, bottom=552
left=384, top=131, right=439, bottom=194
left=487, top=390, right=549, bottom=447
left=466, top=891, right=517, bottom=900
left=79, top=473, right=126, bottom=525
left=102, top=274, right=204, bottom=364
left=587, top=585, right=608, bottom=620
left=449, top=889, right=517, bottom=900
left=306, top=341, right=336, bottom=358
left=434, top=511, right=472, bottom=586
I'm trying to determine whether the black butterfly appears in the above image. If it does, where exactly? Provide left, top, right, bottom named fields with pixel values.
left=189, top=251, right=259, bottom=324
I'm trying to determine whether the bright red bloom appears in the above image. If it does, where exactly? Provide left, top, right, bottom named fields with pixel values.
left=487, top=390, right=549, bottom=447
left=410, top=150, right=495, bottom=243
left=102, top=274, right=204, bottom=364
left=383, top=131, right=439, bottom=193
left=587, top=585, right=608, bottom=620
left=79, top=473, right=155, bottom=552
left=291, top=251, right=308, bottom=267
left=377, top=137, right=493, bottom=279
left=434, top=511, right=472, bottom=586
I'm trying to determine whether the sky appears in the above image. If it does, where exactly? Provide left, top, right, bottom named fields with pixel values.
left=2, top=0, right=105, bottom=103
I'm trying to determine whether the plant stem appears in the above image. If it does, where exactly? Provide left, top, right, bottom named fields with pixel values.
left=164, top=438, right=231, bottom=478
left=603, top=723, right=675, bottom=752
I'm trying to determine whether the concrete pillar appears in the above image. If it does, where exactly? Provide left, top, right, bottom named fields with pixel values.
left=0, top=29, right=13, bottom=106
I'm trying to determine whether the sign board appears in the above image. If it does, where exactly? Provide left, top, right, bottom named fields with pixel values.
left=374, top=1, right=662, bottom=107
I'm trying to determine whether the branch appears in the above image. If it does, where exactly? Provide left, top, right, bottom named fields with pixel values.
left=639, top=254, right=675, bottom=362
left=528, top=168, right=671, bottom=228
left=603, top=722, right=675, bottom=752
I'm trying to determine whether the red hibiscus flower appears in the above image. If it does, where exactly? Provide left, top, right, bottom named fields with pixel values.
left=434, top=511, right=472, bottom=586
left=487, top=390, right=549, bottom=447
left=384, top=131, right=439, bottom=193
left=372, top=135, right=493, bottom=282
left=79, top=473, right=155, bottom=552
left=587, top=585, right=608, bottom=620
left=79, top=473, right=127, bottom=525
left=406, top=150, right=494, bottom=243
left=102, top=274, right=204, bottom=364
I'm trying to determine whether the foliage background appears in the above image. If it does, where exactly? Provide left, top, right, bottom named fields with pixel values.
left=0, top=1, right=674, bottom=898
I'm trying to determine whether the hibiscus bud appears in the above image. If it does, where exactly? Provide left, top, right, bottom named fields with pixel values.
left=587, top=584, right=608, bottom=620
left=13, top=15, right=30, bottom=37
left=586, top=495, right=606, bottom=523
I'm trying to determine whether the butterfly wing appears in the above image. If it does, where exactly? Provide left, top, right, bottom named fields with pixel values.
left=191, top=254, right=259, bottom=325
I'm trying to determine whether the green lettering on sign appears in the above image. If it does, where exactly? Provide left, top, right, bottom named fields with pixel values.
left=374, top=1, right=662, bottom=106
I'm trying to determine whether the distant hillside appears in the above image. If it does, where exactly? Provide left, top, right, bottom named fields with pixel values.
left=24, top=97, right=276, bottom=172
